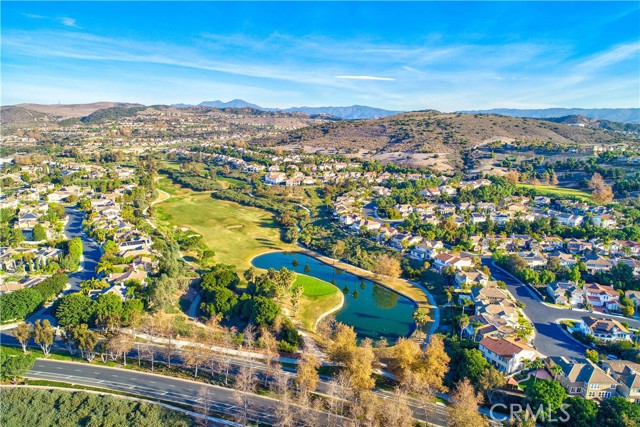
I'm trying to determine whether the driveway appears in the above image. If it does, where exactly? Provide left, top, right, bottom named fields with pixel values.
left=482, top=258, right=640, bottom=358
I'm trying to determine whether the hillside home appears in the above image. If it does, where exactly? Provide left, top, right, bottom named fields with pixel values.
left=584, top=256, right=614, bottom=274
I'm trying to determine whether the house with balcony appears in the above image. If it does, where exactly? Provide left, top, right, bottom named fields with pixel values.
left=584, top=283, right=622, bottom=312
left=577, top=317, right=632, bottom=342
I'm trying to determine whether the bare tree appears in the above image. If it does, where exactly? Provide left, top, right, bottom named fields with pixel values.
left=184, top=347, right=206, bottom=378
left=233, top=366, right=257, bottom=426
left=196, top=386, right=212, bottom=427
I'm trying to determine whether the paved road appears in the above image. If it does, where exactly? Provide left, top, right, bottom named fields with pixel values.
left=482, top=258, right=640, bottom=358
left=362, top=201, right=403, bottom=224
left=27, top=359, right=285, bottom=425
left=64, top=206, right=102, bottom=290
left=23, top=208, right=102, bottom=326
left=26, top=359, right=450, bottom=426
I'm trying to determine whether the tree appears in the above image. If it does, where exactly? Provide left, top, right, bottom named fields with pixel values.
left=477, top=366, right=506, bottom=404
left=413, top=308, right=430, bottom=338
left=589, top=173, right=614, bottom=204
left=504, top=170, right=520, bottom=185
left=448, top=378, right=486, bottom=427
left=585, top=349, right=599, bottom=363
left=525, top=379, right=567, bottom=422
left=33, top=319, right=54, bottom=356
left=233, top=366, right=257, bottom=426
left=0, top=350, right=35, bottom=383
left=32, top=224, right=47, bottom=241
left=92, top=293, right=123, bottom=326
left=13, top=323, right=32, bottom=353
left=296, top=353, right=321, bottom=395
left=55, top=293, right=93, bottom=326
left=622, top=299, right=635, bottom=317
left=455, top=314, right=469, bottom=338
left=563, top=397, right=598, bottom=427
left=72, top=324, right=100, bottom=361
left=596, top=396, right=640, bottom=427
left=373, top=254, right=402, bottom=278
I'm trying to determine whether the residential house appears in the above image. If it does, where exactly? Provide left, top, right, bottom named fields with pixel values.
left=547, top=281, right=584, bottom=306
left=577, top=317, right=632, bottom=342
left=455, top=269, right=489, bottom=289
left=479, top=337, right=541, bottom=374
left=409, top=240, right=443, bottom=260
left=549, top=357, right=618, bottom=400
left=432, top=253, right=473, bottom=271
left=584, top=283, right=622, bottom=312
left=584, top=256, right=614, bottom=274
left=601, top=360, right=640, bottom=403
left=264, top=172, right=287, bottom=185
left=518, top=251, right=547, bottom=269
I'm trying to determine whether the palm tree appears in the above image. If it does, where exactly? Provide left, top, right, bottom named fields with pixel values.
left=413, top=308, right=429, bottom=339
left=96, top=260, right=113, bottom=275
left=551, top=364, right=563, bottom=380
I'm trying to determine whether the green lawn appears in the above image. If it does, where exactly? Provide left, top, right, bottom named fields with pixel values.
left=518, top=184, right=593, bottom=202
left=294, top=274, right=343, bottom=331
left=155, top=178, right=297, bottom=271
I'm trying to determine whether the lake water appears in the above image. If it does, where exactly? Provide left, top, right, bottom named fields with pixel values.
left=252, top=251, right=416, bottom=342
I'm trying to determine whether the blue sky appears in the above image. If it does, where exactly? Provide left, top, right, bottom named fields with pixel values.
left=2, top=2, right=639, bottom=111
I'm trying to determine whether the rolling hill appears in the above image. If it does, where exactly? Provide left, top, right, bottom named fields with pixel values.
left=250, top=110, right=640, bottom=170
left=459, top=108, right=640, bottom=124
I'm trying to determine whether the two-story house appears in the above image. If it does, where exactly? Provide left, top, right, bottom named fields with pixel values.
left=584, top=283, right=622, bottom=312
left=547, top=281, right=584, bottom=307
left=601, top=360, right=640, bottom=403
left=577, top=317, right=632, bottom=342
left=549, top=357, right=618, bottom=400
left=479, top=337, right=541, bottom=374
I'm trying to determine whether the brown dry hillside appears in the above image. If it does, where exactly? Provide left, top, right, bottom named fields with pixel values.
left=16, top=102, right=143, bottom=120
left=1, top=106, right=55, bottom=129
left=251, top=111, right=639, bottom=168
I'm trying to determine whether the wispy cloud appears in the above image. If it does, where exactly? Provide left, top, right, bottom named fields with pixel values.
left=58, top=17, right=80, bottom=28
left=335, top=75, right=395, bottom=81
left=22, top=13, right=81, bottom=29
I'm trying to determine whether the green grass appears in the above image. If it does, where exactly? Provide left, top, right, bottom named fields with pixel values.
left=295, top=274, right=338, bottom=297
left=518, top=184, right=593, bottom=202
left=517, top=375, right=537, bottom=391
left=156, top=178, right=297, bottom=271
left=293, top=274, right=342, bottom=331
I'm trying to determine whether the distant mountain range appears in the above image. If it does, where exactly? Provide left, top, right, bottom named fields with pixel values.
left=173, top=99, right=402, bottom=120
left=458, top=108, right=640, bottom=124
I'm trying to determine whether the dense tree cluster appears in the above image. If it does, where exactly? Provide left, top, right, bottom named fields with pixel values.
left=0, top=388, right=195, bottom=427
left=0, top=273, right=68, bottom=321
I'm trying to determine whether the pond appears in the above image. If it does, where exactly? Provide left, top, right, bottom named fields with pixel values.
left=252, top=251, right=416, bottom=343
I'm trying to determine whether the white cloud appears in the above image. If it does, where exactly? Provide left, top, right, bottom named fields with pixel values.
left=335, top=75, right=395, bottom=81
left=58, top=17, right=80, bottom=28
